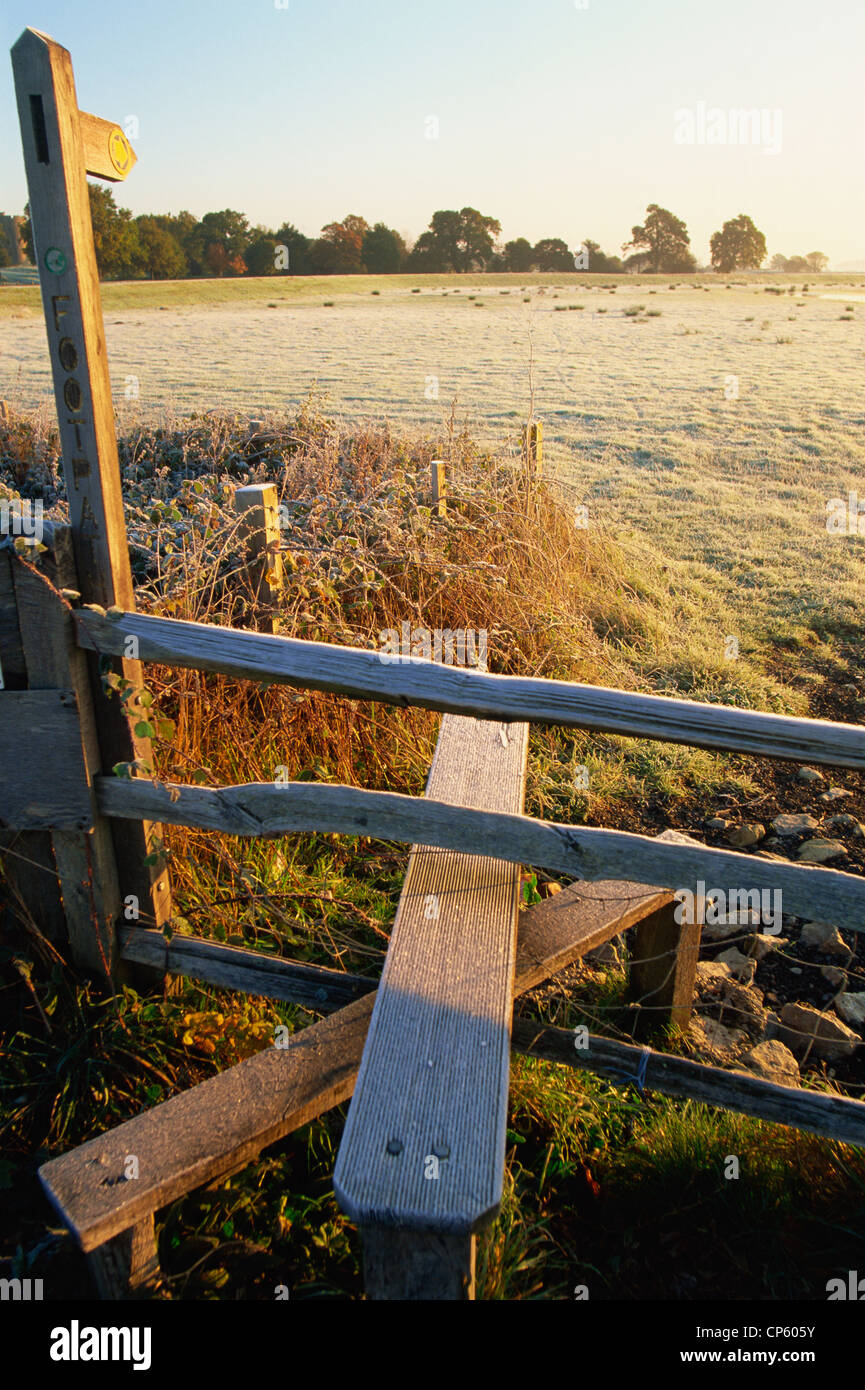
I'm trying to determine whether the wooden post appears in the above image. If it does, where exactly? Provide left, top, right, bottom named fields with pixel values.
left=523, top=421, right=543, bottom=477
left=430, top=460, right=446, bottom=518
left=12, top=534, right=129, bottom=978
left=361, top=1229, right=475, bottom=1301
left=628, top=898, right=701, bottom=1039
left=0, top=548, right=68, bottom=943
left=11, top=28, right=171, bottom=938
left=235, top=483, right=283, bottom=632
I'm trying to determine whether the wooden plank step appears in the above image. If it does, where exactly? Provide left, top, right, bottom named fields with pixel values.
left=332, top=714, right=528, bottom=1250
left=37, top=874, right=668, bottom=1292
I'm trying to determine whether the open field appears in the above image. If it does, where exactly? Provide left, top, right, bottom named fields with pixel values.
left=3, top=272, right=864, bottom=691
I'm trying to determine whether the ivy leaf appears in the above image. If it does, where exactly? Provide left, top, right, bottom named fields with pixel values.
left=134, top=720, right=156, bottom=739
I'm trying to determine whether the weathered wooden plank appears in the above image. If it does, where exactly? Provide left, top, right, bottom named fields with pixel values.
left=511, top=1020, right=865, bottom=1148
left=39, top=993, right=376, bottom=1253
left=514, top=879, right=671, bottom=991
left=118, top=882, right=672, bottom=1015
left=334, top=716, right=528, bottom=1248
left=11, top=28, right=170, bottom=935
left=95, top=774, right=865, bottom=932
left=75, top=606, right=865, bottom=770
left=0, top=690, right=92, bottom=830
left=119, top=925, right=375, bottom=1010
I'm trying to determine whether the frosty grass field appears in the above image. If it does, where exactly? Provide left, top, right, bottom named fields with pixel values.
left=2, top=273, right=864, bottom=673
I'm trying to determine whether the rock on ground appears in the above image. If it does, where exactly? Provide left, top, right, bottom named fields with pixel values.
left=716, top=947, right=757, bottom=984
left=772, top=813, right=821, bottom=836
left=796, top=767, right=824, bottom=784
left=776, top=1002, right=861, bottom=1060
left=797, top=838, right=847, bottom=863
left=835, top=993, right=865, bottom=1029
left=740, top=1040, right=800, bottom=1086
left=799, top=922, right=854, bottom=959
left=725, top=823, right=765, bottom=848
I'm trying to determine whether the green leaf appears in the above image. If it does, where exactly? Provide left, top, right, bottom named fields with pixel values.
left=134, top=721, right=156, bottom=739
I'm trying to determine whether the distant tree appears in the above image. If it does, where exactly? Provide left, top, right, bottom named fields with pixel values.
left=274, top=222, right=311, bottom=275
left=307, top=238, right=350, bottom=274
left=135, top=215, right=187, bottom=279
left=20, top=204, right=34, bottom=261
left=623, top=204, right=695, bottom=273
left=88, top=185, right=144, bottom=279
left=362, top=222, right=407, bottom=273
left=197, top=209, right=250, bottom=276
left=582, top=239, right=623, bottom=273
left=205, top=243, right=246, bottom=277
left=406, top=227, right=450, bottom=272
left=805, top=251, right=829, bottom=272
left=407, top=208, right=501, bottom=272
left=148, top=211, right=203, bottom=274
left=769, top=253, right=789, bottom=272
left=784, top=254, right=810, bottom=273
left=532, top=237, right=574, bottom=271
left=502, top=237, right=535, bottom=272
left=709, top=214, right=767, bottom=272
left=0, top=233, right=9, bottom=269
left=244, top=235, right=280, bottom=276
left=315, top=214, right=369, bottom=273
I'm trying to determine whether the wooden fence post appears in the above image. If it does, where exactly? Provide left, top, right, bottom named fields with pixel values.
left=11, top=28, right=171, bottom=940
left=235, top=483, right=283, bottom=632
left=628, top=897, right=701, bottom=1039
left=10, top=533, right=126, bottom=978
left=430, top=460, right=446, bottom=518
left=523, top=421, right=543, bottom=477
left=0, top=548, right=68, bottom=943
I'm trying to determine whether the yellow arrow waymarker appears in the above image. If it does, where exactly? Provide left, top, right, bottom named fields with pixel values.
left=78, top=109, right=138, bottom=182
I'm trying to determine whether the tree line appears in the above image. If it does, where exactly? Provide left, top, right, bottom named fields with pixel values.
left=16, top=192, right=826, bottom=280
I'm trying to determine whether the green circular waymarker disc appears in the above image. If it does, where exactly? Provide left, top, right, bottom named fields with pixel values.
left=45, top=247, right=67, bottom=274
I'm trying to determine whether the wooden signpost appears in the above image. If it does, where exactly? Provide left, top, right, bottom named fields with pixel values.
left=11, top=27, right=171, bottom=960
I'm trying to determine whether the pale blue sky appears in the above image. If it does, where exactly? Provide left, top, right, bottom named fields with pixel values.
left=2, top=0, right=863, bottom=265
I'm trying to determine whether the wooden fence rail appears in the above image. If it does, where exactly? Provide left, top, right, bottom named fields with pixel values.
left=76, top=606, right=865, bottom=769
left=95, top=774, right=865, bottom=930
